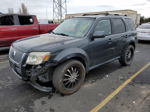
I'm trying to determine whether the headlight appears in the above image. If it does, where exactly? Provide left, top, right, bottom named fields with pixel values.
left=26, top=52, right=51, bottom=65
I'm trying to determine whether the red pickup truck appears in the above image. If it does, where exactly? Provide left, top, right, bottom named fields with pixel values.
left=0, top=14, right=58, bottom=48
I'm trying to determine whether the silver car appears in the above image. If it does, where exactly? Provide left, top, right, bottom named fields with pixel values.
left=137, top=23, right=150, bottom=41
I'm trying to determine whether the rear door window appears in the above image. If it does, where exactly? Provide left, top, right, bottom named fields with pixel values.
left=0, top=15, right=14, bottom=26
left=124, top=18, right=135, bottom=31
left=18, top=16, right=34, bottom=25
left=111, top=18, right=126, bottom=34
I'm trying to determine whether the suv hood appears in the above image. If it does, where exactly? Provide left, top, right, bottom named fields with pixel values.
left=13, top=34, right=77, bottom=52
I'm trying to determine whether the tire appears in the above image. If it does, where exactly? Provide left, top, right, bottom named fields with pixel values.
left=52, top=60, right=86, bottom=95
left=48, top=30, right=52, bottom=33
left=119, top=45, right=135, bottom=66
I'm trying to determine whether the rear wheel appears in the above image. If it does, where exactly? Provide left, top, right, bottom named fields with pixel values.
left=52, top=60, right=86, bottom=95
left=119, top=45, right=135, bottom=66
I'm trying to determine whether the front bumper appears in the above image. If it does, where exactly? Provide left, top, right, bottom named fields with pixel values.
left=9, top=55, right=29, bottom=81
left=9, top=57, right=56, bottom=92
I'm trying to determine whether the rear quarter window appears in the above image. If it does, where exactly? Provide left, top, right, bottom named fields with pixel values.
left=111, top=18, right=126, bottom=34
left=124, top=18, right=135, bottom=31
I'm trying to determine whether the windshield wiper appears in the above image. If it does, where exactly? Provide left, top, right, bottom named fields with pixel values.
left=57, top=33, right=69, bottom=36
left=52, top=31, right=69, bottom=36
left=51, top=31, right=56, bottom=34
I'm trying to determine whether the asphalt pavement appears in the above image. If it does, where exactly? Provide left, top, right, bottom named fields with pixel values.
left=0, top=43, right=150, bottom=112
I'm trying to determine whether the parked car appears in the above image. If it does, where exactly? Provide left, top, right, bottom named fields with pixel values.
left=0, top=14, right=58, bottom=48
left=9, top=15, right=137, bottom=95
left=137, top=23, right=150, bottom=41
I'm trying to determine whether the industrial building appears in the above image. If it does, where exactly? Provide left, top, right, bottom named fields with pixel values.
left=65, top=9, right=141, bottom=26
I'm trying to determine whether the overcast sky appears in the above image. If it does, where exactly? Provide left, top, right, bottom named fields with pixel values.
left=0, top=0, right=150, bottom=19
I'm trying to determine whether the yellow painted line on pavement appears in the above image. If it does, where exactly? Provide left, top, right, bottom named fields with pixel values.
left=90, top=62, right=150, bottom=112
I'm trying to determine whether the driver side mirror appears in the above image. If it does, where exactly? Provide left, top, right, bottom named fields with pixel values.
left=93, top=31, right=105, bottom=38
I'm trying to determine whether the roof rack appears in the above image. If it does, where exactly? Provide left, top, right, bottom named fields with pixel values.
left=82, top=12, right=109, bottom=16
left=82, top=12, right=127, bottom=16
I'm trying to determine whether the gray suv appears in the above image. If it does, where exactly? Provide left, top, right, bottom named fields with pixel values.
left=9, top=15, right=137, bottom=95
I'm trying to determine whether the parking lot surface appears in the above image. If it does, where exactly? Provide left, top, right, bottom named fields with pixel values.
left=0, top=43, right=150, bottom=112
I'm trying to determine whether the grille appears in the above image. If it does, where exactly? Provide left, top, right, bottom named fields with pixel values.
left=9, top=47, right=24, bottom=64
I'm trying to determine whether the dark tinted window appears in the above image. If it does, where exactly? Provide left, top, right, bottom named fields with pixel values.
left=111, top=18, right=125, bottom=34
left=18, top=16, right=34, bottom=25
left=0, top=16, right=14, bottom=26
left=94, top=19, right=111, bottom=35
left=125, top=18, right=135, bottom=31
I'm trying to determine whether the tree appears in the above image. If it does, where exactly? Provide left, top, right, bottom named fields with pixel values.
left=19, top=3, right=29, bottom=15
left=8, top=8, right=14, bottom=14
left=140, top=16, right=150, bottom=24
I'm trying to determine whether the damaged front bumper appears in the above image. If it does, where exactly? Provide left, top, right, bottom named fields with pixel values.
left=9, top=58, right=56, bottom=92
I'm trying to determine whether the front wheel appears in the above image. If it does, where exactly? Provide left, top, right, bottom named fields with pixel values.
left=52, top=60, right=86, bottom=95
left=119, top=45, right=135, bottom=66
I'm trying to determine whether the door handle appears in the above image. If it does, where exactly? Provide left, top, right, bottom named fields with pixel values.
left=125, top=35, right=128, bottom=38
left=32, top=27, right=38, bottom=30
left=121, top=35, right=128, bottom=38
left=10, top=28, right=17, bottom=31
left=108, top=38, right=112, bottom=44
left=109, top=38, right=112, bottom=40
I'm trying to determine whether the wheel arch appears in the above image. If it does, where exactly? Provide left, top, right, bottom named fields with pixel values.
left=53, top=48, right=90, bottom=72
left=129, top=41, right=136, bottom=49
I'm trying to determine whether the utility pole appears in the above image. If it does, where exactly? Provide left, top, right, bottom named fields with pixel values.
left=53, top=0, right=67, bottom=23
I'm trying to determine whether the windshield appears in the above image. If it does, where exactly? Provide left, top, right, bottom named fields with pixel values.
left=52, top=18, right=94, bottom=38
left=139, top=24, right=150, bottom=29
